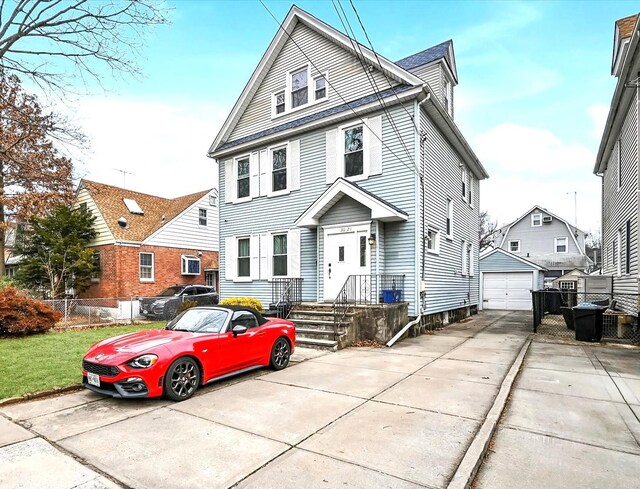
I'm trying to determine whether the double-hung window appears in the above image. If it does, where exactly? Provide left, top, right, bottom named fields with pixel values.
left=426, top=229, right=439, bottom=254
left=237, top=157, right=250, bottom=199
left=91, top=252, right=100, bottom=281
left=344, top=125, right=364, bottom=177
left=237, top=238, right=250, bottom=277
left=275, top=91, right=285, bottom=115
left=291, top=68, right=308, bottom=108
left=555, top=237, right=568, bottom=253
left=139, top=252, right=154, bottom=281
left=509, top=240, right=520, bottom=252
left=532, top=214, right=542, bottom=227
left=461, top=168, right=467, bottom=201
left=273, top=234, right=288, bottom=276
left=314, top=76, right=326, bottom=100
left=272, top=146, right=287, bottom=192
left=199, top=208, right=207, bottom=226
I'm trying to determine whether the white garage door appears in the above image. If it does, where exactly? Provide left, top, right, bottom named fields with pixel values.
left=483, top=272, right=533, bottom=310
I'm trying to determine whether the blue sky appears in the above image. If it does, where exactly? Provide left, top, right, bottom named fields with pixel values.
left=55, top=0, right=640, bottom=233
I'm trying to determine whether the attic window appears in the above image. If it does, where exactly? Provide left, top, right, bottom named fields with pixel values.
left=123, top=198, right=144, bottom=215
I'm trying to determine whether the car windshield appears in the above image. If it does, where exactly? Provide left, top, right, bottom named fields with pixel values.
left=157, top=286, right=184, bottom=297
left=166, top=309, right=229, bottom=333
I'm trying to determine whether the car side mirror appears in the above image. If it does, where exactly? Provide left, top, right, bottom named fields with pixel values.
left=232, top=325, right=248, bottom=337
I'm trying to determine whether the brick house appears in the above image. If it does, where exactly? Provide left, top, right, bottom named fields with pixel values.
left=76, top=180, right=219, bottom=299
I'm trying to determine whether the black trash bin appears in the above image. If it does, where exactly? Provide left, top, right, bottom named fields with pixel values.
left=560, top=306, right=575, bottom=330
left=545, top=288, right=563, bottom=314
left=573, top=303, right=606, bottom=342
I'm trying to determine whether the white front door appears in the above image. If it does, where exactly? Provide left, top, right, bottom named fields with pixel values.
left=323, top=224, right=370, bottom=301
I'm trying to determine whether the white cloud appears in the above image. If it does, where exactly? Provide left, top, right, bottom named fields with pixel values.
left=475, top=123, right=601, bottom=232
left=63, top=96, right=228, bottom=197
left=475, top=122, right=593, bottom=174
left=588, top=103, right=609, bottom=141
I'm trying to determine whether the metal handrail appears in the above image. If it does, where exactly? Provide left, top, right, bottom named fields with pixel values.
left=271, top=277, right=303, bottom=319
left=332, top=274, right=406, bottom=340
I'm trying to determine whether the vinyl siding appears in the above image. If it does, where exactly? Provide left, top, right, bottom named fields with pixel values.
left=420, top=107, right=479, bottom=314
left=480, top=251, right=540, bottom=272
left=497, top=209, right=587, bottom=271
left=409, top=63, right=442, bottom=104
left=75, top=189, right=115, bottom=246
left=144, top=191, right=219, bottom=251
left=601, top=91, right=639, bottom=311
left=219, top=105, right=418, bottom=312
left=228, top=22, right=400, bottom=142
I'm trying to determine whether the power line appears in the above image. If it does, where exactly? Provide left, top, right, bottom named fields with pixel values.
left=257, top=0, right=419, bottom=178
left=331, top=0, right=416, bottom=169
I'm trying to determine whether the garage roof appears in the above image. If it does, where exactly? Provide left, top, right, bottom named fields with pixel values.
left=479, top=248, right=546, bottom=272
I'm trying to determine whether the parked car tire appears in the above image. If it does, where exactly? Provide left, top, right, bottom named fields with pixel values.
left=163, top=301, right=179, bottom=320
left=270, top=337, right=291, bottom=370
left=164, top=357, right=200, bottom=402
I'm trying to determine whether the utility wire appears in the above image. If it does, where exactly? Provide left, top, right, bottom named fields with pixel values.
left=257, top=0, right=419, bottom=178
left=331, top=0, right=416, bottom=169
left=348, top=0, right=422, bottom=136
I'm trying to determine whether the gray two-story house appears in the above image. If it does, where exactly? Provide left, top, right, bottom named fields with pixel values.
left=479, top=206, right=592, bottom=309
left=208, top=6, right=488, bottom=327
left=594, top=13, right=640, bottom=313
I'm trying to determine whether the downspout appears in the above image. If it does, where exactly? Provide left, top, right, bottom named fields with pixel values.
left=417, top=93, right=431, bottom=314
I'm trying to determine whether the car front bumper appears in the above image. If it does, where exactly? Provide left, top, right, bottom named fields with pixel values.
left=82, top=375, right=152, bottom=399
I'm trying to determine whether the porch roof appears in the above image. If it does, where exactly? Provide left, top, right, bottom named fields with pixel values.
left=295, top=178, right=408, bottom=228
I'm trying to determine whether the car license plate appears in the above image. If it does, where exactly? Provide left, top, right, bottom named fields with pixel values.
left=87, top=372, right=100, bottom=387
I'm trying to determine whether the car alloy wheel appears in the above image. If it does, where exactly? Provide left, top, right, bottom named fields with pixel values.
left=165, top=357, right=199, bottom=401
left=270, top=338, right=290, bottom=370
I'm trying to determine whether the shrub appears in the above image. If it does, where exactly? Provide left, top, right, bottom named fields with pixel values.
left=0, top=276, right=15, bottom=290
left=176, top=300, right=198, bottom=315
left=220, top=297, right=263, bottom=312
left=0, top=287, right=61, bottom=336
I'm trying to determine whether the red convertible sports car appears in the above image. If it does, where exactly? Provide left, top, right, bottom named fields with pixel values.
left=82, top=306, right=296, bottom=401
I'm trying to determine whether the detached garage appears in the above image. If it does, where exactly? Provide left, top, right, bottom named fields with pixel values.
left=479, top=248, right=545, bottom=311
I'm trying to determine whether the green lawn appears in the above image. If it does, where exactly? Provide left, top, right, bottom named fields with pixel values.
left=0, top=323, right=164, bottom=400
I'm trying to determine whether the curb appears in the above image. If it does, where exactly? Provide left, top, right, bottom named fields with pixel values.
left=447, top=336, right=532, bottom=489
left=0, top=385, right=83, bottom=408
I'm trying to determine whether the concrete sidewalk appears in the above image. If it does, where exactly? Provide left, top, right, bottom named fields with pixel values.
left=0, top=311, right=546, bottom=488
left=475, top=340, right=640, bottom=488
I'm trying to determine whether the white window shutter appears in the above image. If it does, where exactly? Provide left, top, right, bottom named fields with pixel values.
left=367, top=115, right=383, bottom=176
left=289, top=139, right=300, bottom=191
left=326, top=129, right=338, bottom=184
left=259, top=149, right=268, bottom=197
left=288, top=228, right=301, bottom=278
left=224, top=160, right=234, bottom=203
left=469, top=244, right=475, bottom=276
left=259, top=233, right=270, bottom=280
left=250, top=234, right=260, bottom=280
left=250, top=152, right=260, bottom=199
left=225, top=236, right=235, bottom=280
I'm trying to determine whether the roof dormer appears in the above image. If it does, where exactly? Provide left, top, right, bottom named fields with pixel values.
left=612, top=14, right=639, bottom=77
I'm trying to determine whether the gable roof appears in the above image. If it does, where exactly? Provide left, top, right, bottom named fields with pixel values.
left=617, top=14, right=638, bottom=39
left=208, top=5, right=423, bottom=156
left=79, top=180, right=211, bottom=243
left=479, top=247, right=546, bottom=271
left=395, top=40, right=458, bottom=84
left=295, top=178, right=408, bottom=228
left=596, top=13, right=640, bottom=173
left=496, top=205, right=587, bottom=254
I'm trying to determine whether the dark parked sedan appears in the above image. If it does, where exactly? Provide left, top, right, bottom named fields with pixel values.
left=139, top=285, right=219, bottom=320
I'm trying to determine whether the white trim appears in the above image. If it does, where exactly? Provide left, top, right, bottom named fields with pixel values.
left=555, top=236, right=569, bottom=254
left=321, top=220, right=372, bottom=231
left=266, top=142, right=291, bottom=197
left=207, top=5, right=422, bottom=155
left=461, top=240, right=468, bottom=275
left=617, top=139, right=622, bottom=191
left=340, top=120, right=367, bottom=182
left=313, top=72, right=329, bottom=102
left=295, top=179, right=407, bottom=227
left=271, top=89, right=285, bottom=118
left=233, top=153, right=252, bottom=203
left=508, top=240, right=521, bottom=253
left=617, top=229, right=622, bottom=277
left=181, top=255, right=201, bottom=276
left=426, top=227, right=440, bottom=255
left=446, top=198, right=453, bottom=240
left=235, top=236, right=252, bottom=282
left=531, top=213, right=542, bottom=227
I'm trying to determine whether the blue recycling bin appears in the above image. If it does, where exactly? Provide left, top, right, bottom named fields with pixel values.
left=382, top=289, right=402, bottom=303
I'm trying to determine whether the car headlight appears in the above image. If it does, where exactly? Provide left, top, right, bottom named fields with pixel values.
left=127, top=354, right=158, bottom=369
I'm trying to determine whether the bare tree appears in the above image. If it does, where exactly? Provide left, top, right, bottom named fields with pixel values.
left=0, top=72, right=76, bottom=275
left=479, top=210, right=498, bottom=251
left=0, top=1, right=169, bottom=92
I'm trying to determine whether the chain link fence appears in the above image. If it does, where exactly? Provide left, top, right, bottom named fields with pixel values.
left=43, top=298, right=146, bottom=329
left=531, top=290, right=640, bottom=344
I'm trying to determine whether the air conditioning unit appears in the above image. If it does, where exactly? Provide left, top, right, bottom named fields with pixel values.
left=542, top=216, right=553, bottom=223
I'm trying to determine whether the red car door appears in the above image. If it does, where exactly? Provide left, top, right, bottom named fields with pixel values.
left=217, top=311, right=265, bottom=371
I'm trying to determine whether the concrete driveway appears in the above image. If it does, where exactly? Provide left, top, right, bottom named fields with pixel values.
left=0, top=310, right=637, bottom=488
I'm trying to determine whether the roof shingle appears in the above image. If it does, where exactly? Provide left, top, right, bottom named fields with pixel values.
left=395, top=40, right=452, bottom=70
left=80, top=180, right=211, bottom=242
left=616, top=14, right=638, bottom=39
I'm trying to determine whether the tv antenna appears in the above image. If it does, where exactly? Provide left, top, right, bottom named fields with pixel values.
left=113, top=168, right=135, bottom=189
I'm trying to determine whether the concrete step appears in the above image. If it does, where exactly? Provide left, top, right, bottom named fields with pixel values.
left=296, top=327, right=344, bottom=339
left=292, top=319, right=350, bottom=331
left=296, top=337, right=339, bottom=351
